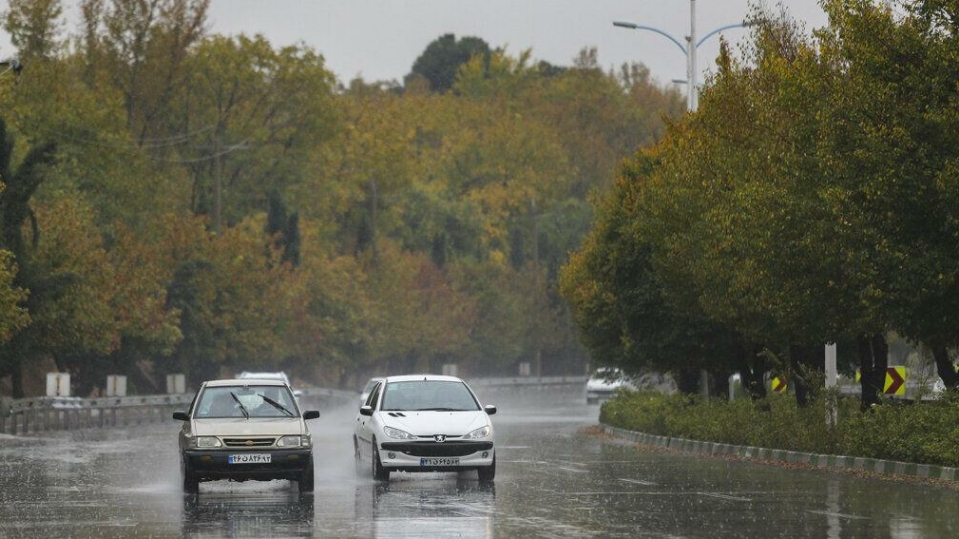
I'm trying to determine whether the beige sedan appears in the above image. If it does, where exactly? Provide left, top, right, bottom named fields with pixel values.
left=173, top=378, right=320, bottom=494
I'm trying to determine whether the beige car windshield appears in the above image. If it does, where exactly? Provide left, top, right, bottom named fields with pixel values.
left=195, top=386, right=297, bottom=418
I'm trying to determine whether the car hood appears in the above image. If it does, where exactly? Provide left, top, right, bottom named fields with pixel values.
left=377, top=411, right=488, bottom=436
left=192, top=418, right=304, bottom=437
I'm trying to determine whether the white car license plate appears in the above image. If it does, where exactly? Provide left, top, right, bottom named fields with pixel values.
left=229, top=454, right=271, bottom=464
left=420, top=457, right=460, bottom=467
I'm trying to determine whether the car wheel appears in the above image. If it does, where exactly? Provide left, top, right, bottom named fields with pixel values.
left=298, top=456, right=315, bottom=493
left=477, top=455, right=496, bottom=483
left=372, top=438, right=390, bottom=482
left=182, top=458, right=199, bottom=494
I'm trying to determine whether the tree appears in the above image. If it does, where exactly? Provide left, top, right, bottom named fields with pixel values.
left=405, top=34, right=490, bottom=93
left=3, top=0, right=64, bottom=60
left=0, top=118, right=57, bottom=397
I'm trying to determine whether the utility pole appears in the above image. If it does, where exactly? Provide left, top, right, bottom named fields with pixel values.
left=369, top=177, right=379, bottom=266
left=689, top=0, right=698, bottom=111
left=532, top=196, right=542, bottom=377
left=213, top=133, right=222, bottom=234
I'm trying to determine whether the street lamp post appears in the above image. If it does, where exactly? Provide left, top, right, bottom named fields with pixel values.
left=614, top=0, right=750, bottom=112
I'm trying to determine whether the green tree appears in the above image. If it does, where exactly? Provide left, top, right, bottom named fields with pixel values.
left=3, top=0, right=63, bottom=59
left=406, top=34, right=490, bottom=93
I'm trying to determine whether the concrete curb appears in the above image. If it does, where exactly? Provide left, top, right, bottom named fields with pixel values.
left=601, top=424, right=958, bottom=482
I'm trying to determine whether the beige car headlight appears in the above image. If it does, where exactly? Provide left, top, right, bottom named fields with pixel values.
left=277, top=435, right=310, bottom=448
left=195, top=436, right=222, bottom=449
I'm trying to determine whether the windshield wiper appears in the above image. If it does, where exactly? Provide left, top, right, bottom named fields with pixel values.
left=415, top=407, right=463, bottom=412
left=257, top=394, right=294, bottom=417
left=229, top=392, right=250, bottom=419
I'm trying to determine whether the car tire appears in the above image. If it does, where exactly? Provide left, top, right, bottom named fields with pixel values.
left=477, top=455, right=496, bottom=483
left=372, top=438, right=390, bottom=482
left=182, top=459, right=199, bottom=494
left=298, top=456, right=315, bottom=493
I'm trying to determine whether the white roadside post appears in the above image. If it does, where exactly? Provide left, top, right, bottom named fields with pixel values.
left=825, top=343, right=838, bottom=426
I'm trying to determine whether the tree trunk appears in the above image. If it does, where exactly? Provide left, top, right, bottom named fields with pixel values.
left=674, top=368, right=700, bottom=395
left=858, top=333, right=888, bottom=410
left=790, top=345, right=809, bottom=408
left=738, top=344, right=767, bottom=400
left=11, top=359, right=23, bottom=399
left=932, top=346, right=958, bottom=390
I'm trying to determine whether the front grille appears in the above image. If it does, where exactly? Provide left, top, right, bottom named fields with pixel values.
left=381, top=441, right=493, bottom=457
left=223, top=437, right=276, bottom=447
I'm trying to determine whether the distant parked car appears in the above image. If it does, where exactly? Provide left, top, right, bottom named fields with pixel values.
left=586, top=368, right=636, bottom=404
left=237, top=371, right=302, bottom=398
left=173, top=378, right=320, bottom=494
left=354, top=375, right=497, bottom=482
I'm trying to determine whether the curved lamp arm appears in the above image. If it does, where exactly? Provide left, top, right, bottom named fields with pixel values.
left=613, top=21, right=688, bottom=56
left=696, top=23, right=753, bottom=48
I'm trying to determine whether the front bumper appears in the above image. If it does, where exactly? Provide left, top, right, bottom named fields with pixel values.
left=184, top=449, right=312, bottom=481
left=378, top=441, right=494, bottom=471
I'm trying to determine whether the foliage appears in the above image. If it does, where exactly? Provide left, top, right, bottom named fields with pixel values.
left=602, top=390, right=959, bottom=467
left=0, top=1, right=682, bottom=395
left=406, top=34, right=490, bottom=93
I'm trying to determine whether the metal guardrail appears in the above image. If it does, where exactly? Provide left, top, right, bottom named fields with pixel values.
left=0, top=378, right=579, bottom=436
left=466, top=375, right=588, bottom=388
left=0, top=386, right=357, bottom=436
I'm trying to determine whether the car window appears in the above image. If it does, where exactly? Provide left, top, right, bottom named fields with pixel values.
left=362, top=379, right=379, bottom=396
left=381, top=381, right=480, bottom=412
left=365, top=382, right=382, bottom=408
left=194, top=385, right=298, bottom=418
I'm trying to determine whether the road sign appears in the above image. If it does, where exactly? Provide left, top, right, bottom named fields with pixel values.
left=771, top=376, right=787, bottom=393
left=884, top=366, right=906, bottom=395
left=854, top=367, right=907, bottom=395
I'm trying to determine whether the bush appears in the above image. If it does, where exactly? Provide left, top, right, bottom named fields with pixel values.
left=601, top=391, right=959, bottom=467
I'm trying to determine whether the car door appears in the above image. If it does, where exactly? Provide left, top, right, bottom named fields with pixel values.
left=355, top=381, right=382, bottom=457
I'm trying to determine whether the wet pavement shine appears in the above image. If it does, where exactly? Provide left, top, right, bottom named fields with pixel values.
left=1, top=388, right=958, bottom=538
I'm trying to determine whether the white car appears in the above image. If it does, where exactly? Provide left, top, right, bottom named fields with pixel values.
left=586, top=368, right=636, bottom=404
left=353, top=375, right=497, bottom=482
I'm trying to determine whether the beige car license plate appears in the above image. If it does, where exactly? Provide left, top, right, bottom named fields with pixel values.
left=229, top=454, right=271, bottom=464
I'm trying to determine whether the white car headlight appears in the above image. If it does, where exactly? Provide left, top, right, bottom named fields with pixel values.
left=195, top=436, right=222, bottom=449
left=277, top=435, right=308, bottom=448
left=383, top=426, right=417, bottom=440
left=462, top=425, right=491, bottom=440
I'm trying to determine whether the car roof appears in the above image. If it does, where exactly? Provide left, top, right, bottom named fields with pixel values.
left=237, top=371, right=289, bottom=379
left=383, top=374, right=465, bottom=383
left=204, top=378, right=287, bottom=387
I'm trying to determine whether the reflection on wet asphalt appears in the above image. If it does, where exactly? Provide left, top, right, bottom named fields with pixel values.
left=1, top=388, right=958, bottom=538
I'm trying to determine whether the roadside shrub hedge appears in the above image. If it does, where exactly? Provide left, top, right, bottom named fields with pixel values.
left=600, top=390, right=959, bottom=467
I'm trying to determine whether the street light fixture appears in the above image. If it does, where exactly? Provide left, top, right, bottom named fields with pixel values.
left=614, top=0, right=751, bottom=111
left=0, top=58, right=22, bottom=77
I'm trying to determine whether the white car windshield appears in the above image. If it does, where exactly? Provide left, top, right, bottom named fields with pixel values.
left=194, top=385, right=297, bottom=418
left=381, top=381, right=480, bottom=412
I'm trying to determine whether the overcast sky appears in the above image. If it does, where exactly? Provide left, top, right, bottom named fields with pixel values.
left=205, top=0, right=829, bottom=87
left=0, top=1, right=830, bottom=88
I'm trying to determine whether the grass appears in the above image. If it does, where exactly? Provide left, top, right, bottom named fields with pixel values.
left=600, top=390, right=959, bottom=467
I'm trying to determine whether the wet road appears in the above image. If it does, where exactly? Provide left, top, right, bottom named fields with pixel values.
left=1, top=388, right=958, bottom=539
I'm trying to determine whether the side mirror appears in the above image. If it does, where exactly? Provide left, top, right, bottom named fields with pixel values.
left=484, top=405, right=497, bottom=416
left=303, top=410, right=320, bottom=420
left=172, top=411, right=189, bottom=421
left=359, top=405, right=374, bottom=416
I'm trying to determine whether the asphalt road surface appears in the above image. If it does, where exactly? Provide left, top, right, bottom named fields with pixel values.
left=1, top=387, right=957, bottom=538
